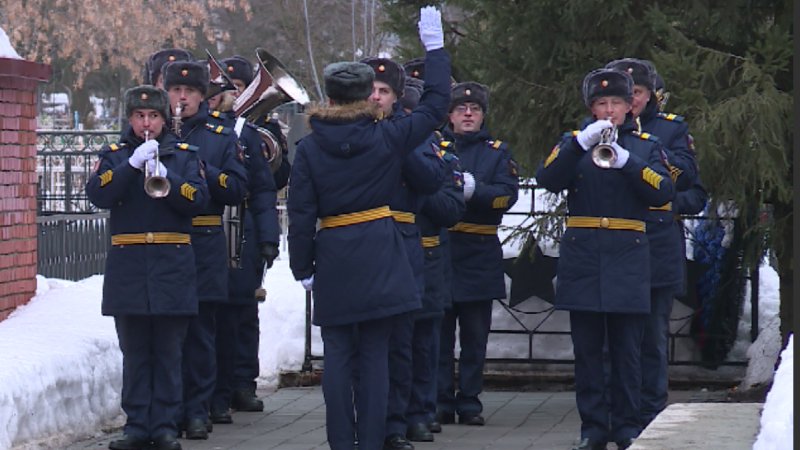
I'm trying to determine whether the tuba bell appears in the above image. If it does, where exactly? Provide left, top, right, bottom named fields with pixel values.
left=204, top=49, right=238, bottom=101
left=590, top=122, right=619, bottom=169
left=233, top=48, right=311, bottom=173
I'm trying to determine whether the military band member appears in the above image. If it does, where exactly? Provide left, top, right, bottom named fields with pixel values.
left=86, top=85, right=209, bottom=450
left=287, top=7, right=449, bottom=450
left=160, top=60, right=248, bottom=440
left=536, top=68, right=676, bottom=450
left=208, top=55, right=281, bottom=422
left=436, top=82, right=519, bottom=427
left=146, top=48, right=194, bottom=88
left=359, top=54, right=446, bottom=450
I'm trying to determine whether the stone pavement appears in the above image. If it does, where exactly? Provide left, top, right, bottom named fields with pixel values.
left=63, top=388, right=757, bottom=450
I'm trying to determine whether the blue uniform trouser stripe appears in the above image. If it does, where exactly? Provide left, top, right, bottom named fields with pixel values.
left=116, top=315, right=189, bottom=439
left=386, top=311, right=415, bottom=435
left=406, top=318, right=437, bottom=424
left=437, top=299, right=493, bottom=415
left=640, top=288, right=673, bottom=426
left=571, top=311, right=645, bottom=443
left=424, top=316, right=442, bottom=420
left=181, top=302, right=217, bottom=421
left=322, top=316, right=394, bottom=450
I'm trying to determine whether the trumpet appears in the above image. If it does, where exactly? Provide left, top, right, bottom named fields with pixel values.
left=590, top=122, right=619, bottom=169
left=173, top=102, right=183, bottom=137
left=143, top=130, right=171, bottom=198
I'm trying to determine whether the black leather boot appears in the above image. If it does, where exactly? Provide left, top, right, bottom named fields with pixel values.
left=152, top=433, right=182, bottom=450
left=231, top=388, right=264, bottom=412
left=571, top=438, right=607, bottom=450
left=183, top=418, right=208, bottom=440
left=406, top=422, right=434, bottom=442
left=108, top=434, right=149, bottom=450
left=615, top=438, right=635, bottom=449
left=209, top=408, right=233, bottom=424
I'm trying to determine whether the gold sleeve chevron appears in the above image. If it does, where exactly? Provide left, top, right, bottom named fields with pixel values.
left=543, top=145, right=560, bottom=168
left=641, top=167, right=663, bottom=189
left=99, top=170, right=113, bottom=187
left=180, top=183, right=197, bottom=201
left=492, top=196, right=511, bottom=209
left=668, top=165, right=682, bottom=182
left=218, top=173, right=228, bottom=188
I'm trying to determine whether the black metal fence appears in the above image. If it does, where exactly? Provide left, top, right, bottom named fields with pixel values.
left=37, top=213, right=110, bottom=281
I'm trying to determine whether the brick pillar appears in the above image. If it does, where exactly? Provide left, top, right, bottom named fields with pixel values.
left=0, top=57, right=50, bottom=322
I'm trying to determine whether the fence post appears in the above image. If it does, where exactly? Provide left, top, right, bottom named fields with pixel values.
left=750, top=266, right=759, bottom=342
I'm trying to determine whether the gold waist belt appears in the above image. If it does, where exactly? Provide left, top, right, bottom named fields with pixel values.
left=390, top=210, right=416, bottom=224
left=448, top=222, right=498, bottom=235
left=111, top=232, right=191, bottom=245
left=319, top=206, right=392, bottom=229
left=421, top=236, right=440, bottom=248
left=566, top=216, right=645, bottom=232
left=192, top=215, right=222, bottom=226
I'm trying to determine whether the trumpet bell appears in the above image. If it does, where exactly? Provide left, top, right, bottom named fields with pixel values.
left=144, top=176, right=170, bottom=198
left=591, top=143, right=617, bottom=169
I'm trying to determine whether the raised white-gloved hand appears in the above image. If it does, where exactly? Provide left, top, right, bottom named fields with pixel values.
left=128, top=140, right=158, bottom=170
left=575, top=119, right=614, bottom=151
left=301, top=275, right=314, bottom=291
left=418, top=6, right=444, bottom=51
left=145, top=159, right=168, bottom=178
left=608, top=142, right=630, bottom=169
left=463, top=172, right=476, bottom=200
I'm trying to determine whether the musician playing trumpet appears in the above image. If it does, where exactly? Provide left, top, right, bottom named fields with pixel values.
left=535, top=68, right=675, bottom=450
left=86, top=85, right=209, bottom=450
left=159, top=60, right=248, bottom=440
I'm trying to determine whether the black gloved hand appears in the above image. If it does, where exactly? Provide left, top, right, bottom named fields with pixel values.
left=259, top=242, right=279, bottom=269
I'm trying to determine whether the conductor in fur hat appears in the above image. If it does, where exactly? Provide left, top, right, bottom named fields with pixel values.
left=535, top=67, right=676, bottom=450
left=434, top=80, right=518, bottom=429
left=160, top=60, right=249, bottom=440
left=86, top=85, right=209, bottom=450
left=287, top=6, right=451, bottom=450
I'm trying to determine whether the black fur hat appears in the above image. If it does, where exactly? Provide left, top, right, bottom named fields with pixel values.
left=449, top=81, right=489, bottom=113
left=359, top=56, right=405, bottom=98
left=604, top=58, right=657, bottom=91
left=401, top=77, right=424, bottom=110
left=582, top=68, right=634, bottom=107
left=162, top=61, right=210, bottom=95
left=221, top=56, right=254, bottom=87
left=147, top=48, right=194, bottom=85
left=323, top=61, right=375, bottom=103
left=402, top=57, right=425, bottom=80
left=124, top=85, right=170, bottom=120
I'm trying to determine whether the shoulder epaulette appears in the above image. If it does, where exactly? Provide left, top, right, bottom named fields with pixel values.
left=438, top=140, right=454, bottom=149
left=632, top=131, right=660, bottom=142
left=107, top=143, right=126, bottom=151
left=486, top=140, right=507, bottom=149
left=208, top=110, right=230, bottom=120
left=244, top=121, right=259, bottom=130
left=657, top=112, right=685, bottom=123
left=441, top=149, right=458, bottom=163
left=561, top=130, right=579, bottom=139
left=205, top=123, right=232, bottom=135
left=176, top=142, right=199, bottom=152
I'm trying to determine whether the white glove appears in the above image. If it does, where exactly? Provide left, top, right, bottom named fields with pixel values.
left=301, top=275, right=314, bottom=291
left=463, top=172, right=476, bottom=200
left=145, top=159, right=168, bottom=178
left=608, top=142, right=630, bottom=169
left=418, top=6, right=444, bottom=51
left=128, top=140, right=158, bottom=170
left=576, top=119, right=614, bottom=151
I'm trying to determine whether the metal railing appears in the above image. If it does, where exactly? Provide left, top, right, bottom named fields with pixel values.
left=37, top=212, right=110, bottom=281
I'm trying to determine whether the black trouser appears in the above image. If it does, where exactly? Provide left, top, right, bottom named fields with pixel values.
left=179, top=302, right=217, bottom=422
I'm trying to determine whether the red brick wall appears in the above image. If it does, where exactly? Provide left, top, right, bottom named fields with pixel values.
left=0, top=57, right=50, bottom=322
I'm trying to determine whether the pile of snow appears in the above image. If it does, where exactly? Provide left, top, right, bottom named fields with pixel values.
left=0, top=26, right=22, bottom=60
left=753, top=334, right=793, bottom=450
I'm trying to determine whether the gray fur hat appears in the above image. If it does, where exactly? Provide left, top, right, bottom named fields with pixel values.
left=401, top=77, right=424, bottom=110
left=582, top=68, right=634, bottom=107
left=162, top=61, right=210, bottom=95
left=604, top=58, right=657, bottom=91
left=124, top=85, right=170, bottom=120
left=323, top=61, right=375, bottom=102
left=449, top=81, right=489, bottom=113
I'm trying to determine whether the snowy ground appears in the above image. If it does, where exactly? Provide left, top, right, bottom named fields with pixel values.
left=0, top=185, right=788, bottom=450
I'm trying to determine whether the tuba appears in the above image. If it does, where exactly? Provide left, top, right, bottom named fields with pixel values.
left=143, top=130, right=171, bottom=198
left=590, top=122, right=619, bottom=169
left=233, top=48, right=311, bottom=174
left=204, top=49, right=238, bottom=101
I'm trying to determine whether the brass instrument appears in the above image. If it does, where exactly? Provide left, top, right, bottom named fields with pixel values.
left=590, top=122, right=619, bottom=169
left=233, top=48, right=310, bottom=174
left=172, top=102, right=183, bottom=137
left=204, top=49, right=238, bottom=101
left=223, top=203, right=244, bottom=269
left=143, top=130, right=171, bottom=198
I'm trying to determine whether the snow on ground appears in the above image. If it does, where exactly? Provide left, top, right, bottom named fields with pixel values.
left=0, top=26, right=22, bottom=60
left=753, top=334, right=793, bottom=450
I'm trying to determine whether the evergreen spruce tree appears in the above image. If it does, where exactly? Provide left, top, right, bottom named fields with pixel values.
left=383, top=0, right=793, bottom=347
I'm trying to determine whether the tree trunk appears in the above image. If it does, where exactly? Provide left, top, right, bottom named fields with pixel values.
left=71, top=86, right=93, bottom=129
left=773, top=200, right=793, bottom=348
left=352, top=0, right=357, bottom=60
left=302, top=0, right=323, bottom=101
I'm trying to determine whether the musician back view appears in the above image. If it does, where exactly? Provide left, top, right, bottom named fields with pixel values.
left=160, top=60, right=248, bottom=440
left=86, top=85, right=209, bottom=450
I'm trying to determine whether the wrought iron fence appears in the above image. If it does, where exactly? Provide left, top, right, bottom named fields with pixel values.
left=37, top=213, right=110, bottom=281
